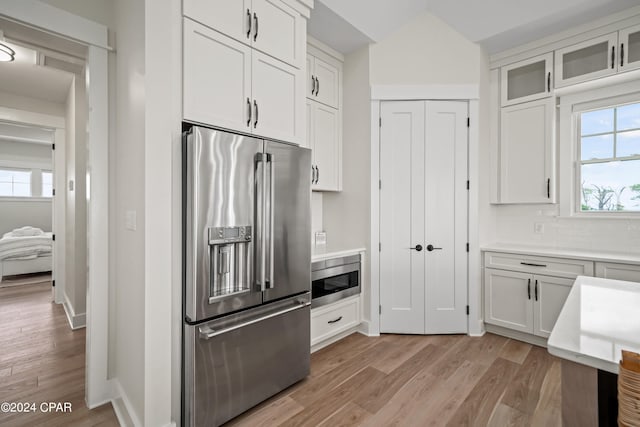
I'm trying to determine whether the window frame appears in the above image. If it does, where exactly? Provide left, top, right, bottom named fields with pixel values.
left=0, top=167, right=33, bottom=198
left=0, top=161, right=53, bottom=201
left=558, top=80, right=640, bottom=219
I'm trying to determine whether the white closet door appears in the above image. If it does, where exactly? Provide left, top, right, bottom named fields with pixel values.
left=424, top=101, right=468, bottom=334
left=379, top=101, right=426, bottom=334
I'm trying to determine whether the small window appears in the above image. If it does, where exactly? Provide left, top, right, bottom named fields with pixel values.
left=42, top=171, right=53, bottom=197
left=579, top=102, right=640, bottom=212
left=0, top=168, right=32, bottom=197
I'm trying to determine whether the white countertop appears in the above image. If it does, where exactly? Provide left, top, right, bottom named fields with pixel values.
left=311, top=245, right=366, bottom=262
left=482, top=242, right=640, bottom=265
left=547, top=275, right=640, bottom=373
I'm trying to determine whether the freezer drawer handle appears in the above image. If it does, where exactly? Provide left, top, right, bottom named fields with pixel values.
left=198, top=301, right=310, bottom=340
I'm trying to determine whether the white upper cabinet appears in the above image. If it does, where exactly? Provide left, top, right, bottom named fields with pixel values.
left=183, top=19, right=252, bottom=134
left=619, top=24, right=640, bottom=72
left=183, top=0, right=251, bottom=44
left=183, top=0, right=304, bottom=69
left=307, top=45, right=341, bottom=109
left=251, top=0, right=305, bottom=69
left=555, top=33, right=618, bottom=87
left=500, top=53, right=553, bottom=106
left=252, top=51, right=304, bottom=144
left=500, top=98, right=555, bottom=203
left=308, top=101, right=341, bottom=191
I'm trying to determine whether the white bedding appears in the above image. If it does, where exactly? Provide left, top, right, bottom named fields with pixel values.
left=0, top=228, right=53, bottom=261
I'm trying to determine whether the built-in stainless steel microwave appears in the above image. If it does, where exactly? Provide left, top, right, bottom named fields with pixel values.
left=311, top=254, right=360, bottom=308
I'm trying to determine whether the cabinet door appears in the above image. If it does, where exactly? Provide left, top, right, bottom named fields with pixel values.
left=501, top=53, right=553, bottom=106
left=252, top=50, right=304, bottom=144
left=312, top=56, right=340, bottom=109
left=306, top=54, right=315, bottom=99
left=619, top=24, right=640, bottom=73
left=251, top=0, right=305, bottom=68
left=533, top=275, right=573, bottom=338
left=595, top=262, right=640, bottom=283
left=311, top=102, right=341, bottom=191
left=554, top=33, right=618, bottom=88
left=484, top=269, right=533, bottom=333
left=500, top=98, right=554, bottom=203
left=183, top=0, right=251, bottom=45
left=183, top=19, right=252, bottom=133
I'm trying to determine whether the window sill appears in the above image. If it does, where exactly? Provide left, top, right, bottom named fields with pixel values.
left=0, top=197, right=53, bottom=202
left=561, top=212, right=640, bottom=220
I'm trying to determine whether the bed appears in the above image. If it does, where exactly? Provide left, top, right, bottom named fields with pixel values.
left=0, top=227, right=53, bottom=282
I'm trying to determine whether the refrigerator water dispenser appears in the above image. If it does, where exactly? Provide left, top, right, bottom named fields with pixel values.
left=208, top=226, right=252, bottom=300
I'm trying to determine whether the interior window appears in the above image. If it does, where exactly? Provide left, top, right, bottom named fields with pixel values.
left=0, top=168, right=32, bottom=197
left=579, top=102, right=640, bottom=212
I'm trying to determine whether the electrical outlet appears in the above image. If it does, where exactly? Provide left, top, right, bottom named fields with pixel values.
left=534, top=222, right=544, bottom=234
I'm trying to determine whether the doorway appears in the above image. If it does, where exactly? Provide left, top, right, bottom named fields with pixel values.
left=379, top=100, right=468, bottom=335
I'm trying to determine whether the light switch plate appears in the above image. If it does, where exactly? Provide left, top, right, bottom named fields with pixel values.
left=534, top=222, right=544, bottom=234
left=314, top=231, right=327, bottom=246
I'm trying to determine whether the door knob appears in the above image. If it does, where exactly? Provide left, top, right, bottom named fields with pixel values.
left=410, top=245, right=423, bottom=251
left=426, top=244, right=442, bottom=252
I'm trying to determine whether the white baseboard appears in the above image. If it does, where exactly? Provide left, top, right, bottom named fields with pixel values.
left=357, top=319, right=380, bottom=337
left=112, top=379, right=142, bottom=427
left=62, top=294, right=86, bottom=330
left=468, top=319, right=486, bottom=337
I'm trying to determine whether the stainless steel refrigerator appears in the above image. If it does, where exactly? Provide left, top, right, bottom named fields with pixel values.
left=182, top=126, right=311, bottom=427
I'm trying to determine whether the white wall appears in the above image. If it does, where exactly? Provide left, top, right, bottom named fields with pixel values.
left=0, top=90, right=66, bottom=117
left=62, top=74, right=88, bottom=323
left=369, top=12, right=481, bottom=85
left=113, top=0, right=146, bottom=423
left=311, top=192, right=323, bottom=240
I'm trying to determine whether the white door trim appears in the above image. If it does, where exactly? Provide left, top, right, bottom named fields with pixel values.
left=369, top=84, right=482, bottom=337
left=0, top=1, right=112, bottom=408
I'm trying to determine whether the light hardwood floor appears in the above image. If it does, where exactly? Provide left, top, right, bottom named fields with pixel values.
left=229, top=332, right=562, bottom=427
left=0, top=281, right=118, bottom=427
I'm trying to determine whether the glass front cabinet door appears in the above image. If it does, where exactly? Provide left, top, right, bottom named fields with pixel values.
left=501, top=53, right=553, bottom=107
left=620, top=24, right=640, bottom=73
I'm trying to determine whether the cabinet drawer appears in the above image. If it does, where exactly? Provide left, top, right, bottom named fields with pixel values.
left=484, top=252, right=593, bottom=278
left=595, top=262, right=640, bottom=283
left=311, top=297, right=359, bottom=346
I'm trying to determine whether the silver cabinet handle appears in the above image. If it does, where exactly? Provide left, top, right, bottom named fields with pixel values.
left=327, top=316, right=342, bottom=324
left=246, top=9, right=251, bottom=39
left=267, top=154, right=275, bottom=289
left=199, top=301, right=310, bottom=339
left=246, top=97, right=252, bottom=127
left=253, top=12, right=258, bottom=42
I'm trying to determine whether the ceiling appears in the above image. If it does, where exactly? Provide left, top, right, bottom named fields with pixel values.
left=310, top=0, right=640, bottom=54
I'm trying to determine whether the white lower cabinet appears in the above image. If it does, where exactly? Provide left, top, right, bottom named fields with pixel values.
left=484, top=268, right=573, bottom=339
left=595, top=262, right=640, bottom=283
left=311, top=296, right=359, bottom=349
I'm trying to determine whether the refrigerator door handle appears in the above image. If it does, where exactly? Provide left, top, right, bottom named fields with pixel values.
left=198, top=300, right=310, bottom=339
left=255, top=154, right=267, bottom=291
left=266, top=154, right=275, bottom=289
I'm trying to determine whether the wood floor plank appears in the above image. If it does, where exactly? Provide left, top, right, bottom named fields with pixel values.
left=446, top=357, right=521, bottom=426
left=353, top=344, right=447, bottom=413
left=317, top=402, right=371, bottom=427
left=227, top=396, right=305, bottom=427
left=369, top=334, right=433, bottom=374
left=499, top=339, right=533, bottom=365
left=487, top=403, right=529, bottom=427
left=0, top=282, right=118, bottom=427
left=500, top=345, right=554, bottom=415
left=530, top=360, right=562, bottom=427
left=283, top=366, right=387, bottom=427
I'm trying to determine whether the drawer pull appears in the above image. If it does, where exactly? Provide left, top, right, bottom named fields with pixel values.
left=327, top=316, right=343, bottom=324
left=520, top=262, right=547, bottom=267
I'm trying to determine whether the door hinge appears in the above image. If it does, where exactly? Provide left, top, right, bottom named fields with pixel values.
left=466, top=180, right=470, bottom=190
left=379, top=117, right=382, bottom=127
left=466, top=305, right=469, bottom=315
left=52, top=279, right=55, bottom=287
left=379, top=242, right=381, bottom=252
left=466, top=243, right=469, bottom=252
left=52, top=189, right=55, bottom=196
left=379, top=180, right=382, bottom=190
left=379, top=305, right=382, bottom=314
left=52, top=234, right=56, bottom=241
left=467, top=117, right=470, bottom=127
left=52, top=143, right=55, bottom=150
